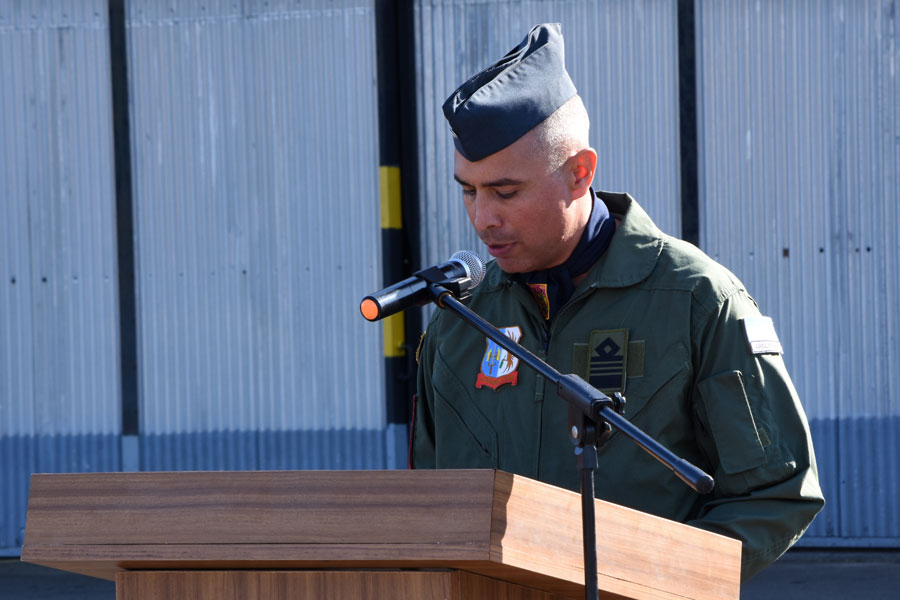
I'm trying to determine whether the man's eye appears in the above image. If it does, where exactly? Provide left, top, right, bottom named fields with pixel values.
left=461, top=188, right=476, bottom=197
left=496, top=190, right=517, bottom=199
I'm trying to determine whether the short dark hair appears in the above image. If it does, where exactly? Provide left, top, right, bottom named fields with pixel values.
left=529, top=95, right=591, bottom=173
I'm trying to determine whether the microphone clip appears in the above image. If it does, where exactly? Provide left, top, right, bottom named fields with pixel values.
left=415, top=265, right=474, bottom=304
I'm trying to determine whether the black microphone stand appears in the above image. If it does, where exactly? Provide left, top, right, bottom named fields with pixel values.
left=423, top=280, right=714, bottom=600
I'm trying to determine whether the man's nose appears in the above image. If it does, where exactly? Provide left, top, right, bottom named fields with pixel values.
left=471, top=196, right=501, bottom=231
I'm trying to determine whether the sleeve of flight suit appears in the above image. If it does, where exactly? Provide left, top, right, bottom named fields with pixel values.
left=687, top=288, right=825, bottom=581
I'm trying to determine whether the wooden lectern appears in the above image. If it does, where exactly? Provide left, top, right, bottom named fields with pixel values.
left=21, top=469, right=740, bottom=599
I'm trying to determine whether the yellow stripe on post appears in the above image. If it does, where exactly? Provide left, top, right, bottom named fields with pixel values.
left=380, top=166, right=403, bottom=229
left=383, top=312, right=407, bottom=358
left=379, top=165, right=404, bottom=357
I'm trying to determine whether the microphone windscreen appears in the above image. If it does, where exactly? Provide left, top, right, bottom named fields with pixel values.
left=450, top=250, right=486, bottom=287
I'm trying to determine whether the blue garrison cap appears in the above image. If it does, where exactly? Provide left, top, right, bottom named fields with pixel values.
left=443, top=23, right=578, bottom=162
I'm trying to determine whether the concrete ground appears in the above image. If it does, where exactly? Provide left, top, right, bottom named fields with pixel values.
left=1, top=549, right=898, bottom=598
left=740, top=549, right=900, bottom=600
left=0, top=559, right=113, bottom=600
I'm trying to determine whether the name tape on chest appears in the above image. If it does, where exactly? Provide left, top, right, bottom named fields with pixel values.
left=742, top=316, right=783, bottom=355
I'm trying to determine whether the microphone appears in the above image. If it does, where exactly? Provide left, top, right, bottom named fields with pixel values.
left=360, top=251, right=486, bottom=322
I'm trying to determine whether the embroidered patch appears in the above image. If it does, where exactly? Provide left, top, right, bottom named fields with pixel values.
left=587, top=329, right=628, bottom=393
left=475, top=326, right=522, bottom=390
left=526, top=283, right=551, bottom=321
left=574, top=335, right=641, bottom=392
left=742, top=316, right=783, bottom=354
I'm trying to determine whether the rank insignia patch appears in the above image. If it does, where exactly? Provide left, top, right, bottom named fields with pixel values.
left=526, top=283, right=551, bottom=321
left=475, top=326, right=522, bottom=390
left=588, top=329, right=628, bottom=393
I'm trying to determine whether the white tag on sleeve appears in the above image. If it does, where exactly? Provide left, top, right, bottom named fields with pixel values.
left=742, top=316, right=784, bottom=355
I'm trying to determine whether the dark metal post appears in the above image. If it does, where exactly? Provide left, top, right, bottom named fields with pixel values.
left=108, top=0, right=139, bottom=440
left=677, top=0, right=700, bottom=247
left=375, top=1, right=421, bottom=427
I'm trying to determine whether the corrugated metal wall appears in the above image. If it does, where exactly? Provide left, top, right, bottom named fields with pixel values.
left=0, top=0, right=391, bottom=555
left=696, top=0, right=899, bottom=544
left=413, top=0, right=682, bottom=269
left=124, top=0, right=387, bottom=470
left=0, top=0, right=121, bottom=555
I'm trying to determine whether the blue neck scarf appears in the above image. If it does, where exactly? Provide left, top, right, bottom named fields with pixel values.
left=516, top=192, right=615, bottom=322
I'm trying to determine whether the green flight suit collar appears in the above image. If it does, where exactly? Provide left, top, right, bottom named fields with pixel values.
left=483, top=191, right=664, bottom=291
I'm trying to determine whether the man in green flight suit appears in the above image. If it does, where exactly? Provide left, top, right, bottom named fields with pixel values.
left=410, top=23, right=824, bottom=581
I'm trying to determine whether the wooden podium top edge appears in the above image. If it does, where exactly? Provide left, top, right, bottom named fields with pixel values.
left=23, top=469, right=740, bottom=599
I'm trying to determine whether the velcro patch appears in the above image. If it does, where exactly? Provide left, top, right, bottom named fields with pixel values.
left=574, top=335, right=641, bottom=393
left=742, top=316, right=783, bottom=355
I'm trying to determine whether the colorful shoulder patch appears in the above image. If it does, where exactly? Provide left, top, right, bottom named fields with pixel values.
left=475, top=326, right=522, bottom=390
left=742, top=316, right=784, bottom=354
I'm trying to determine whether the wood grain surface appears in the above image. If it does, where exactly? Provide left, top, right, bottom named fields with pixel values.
left=116, top=570, right=571, bottom=600
left=23, top=469, right=740, bottom=599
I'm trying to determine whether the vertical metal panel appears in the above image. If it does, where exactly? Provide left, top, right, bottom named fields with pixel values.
left=125, top=0, right=384, bottom=441
left=413, top=0, right=682, bottom=271
left=0, top=0, right=121, bottom=554
left=696, top=0, right=899, bottom=543
left=0, top=0, right=120, bottom=437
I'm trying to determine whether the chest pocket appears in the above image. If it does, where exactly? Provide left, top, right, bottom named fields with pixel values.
left=432, top=347, right=498, bottom=468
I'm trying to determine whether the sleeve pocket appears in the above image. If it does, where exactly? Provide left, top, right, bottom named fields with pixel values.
left=697, top=370, right=767, bottom=474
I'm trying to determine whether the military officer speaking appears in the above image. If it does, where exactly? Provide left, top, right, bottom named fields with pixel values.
left=410, top=23, right=824, bottom=581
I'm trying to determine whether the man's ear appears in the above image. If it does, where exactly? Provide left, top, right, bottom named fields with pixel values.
left=567, top=148, right=597, bottom=197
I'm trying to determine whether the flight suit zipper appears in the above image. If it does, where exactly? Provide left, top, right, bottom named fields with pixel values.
left=543, top=283, right=597, bottom=359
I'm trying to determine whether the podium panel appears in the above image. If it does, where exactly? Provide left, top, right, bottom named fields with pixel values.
left=116, top=570, right=569, bottom=600
left=22, top=469, right=741, bottom=599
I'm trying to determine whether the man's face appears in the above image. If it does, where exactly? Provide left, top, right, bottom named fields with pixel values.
left=454, top=134, right=589, bottom=273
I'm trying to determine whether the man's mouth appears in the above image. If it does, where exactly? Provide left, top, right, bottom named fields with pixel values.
left=485, top=242, right=515, bottom=257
